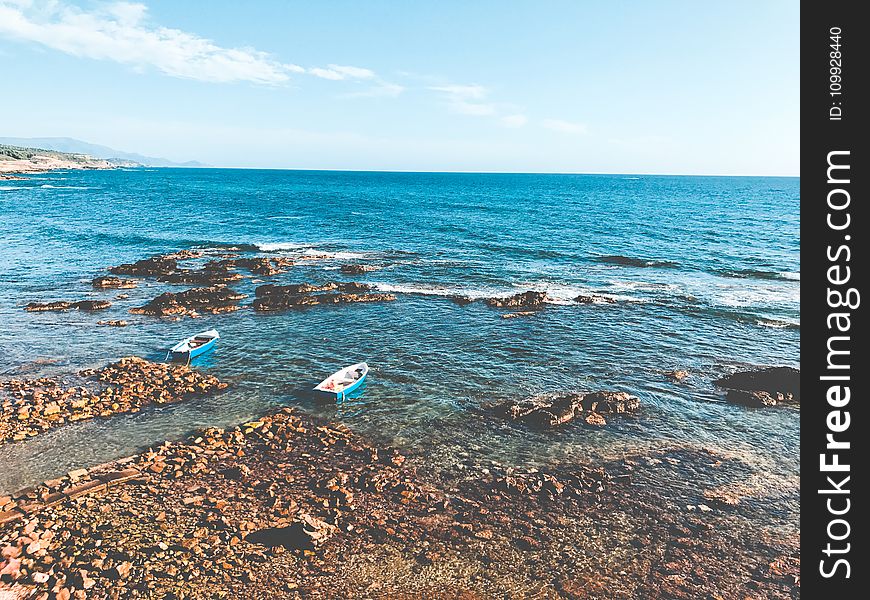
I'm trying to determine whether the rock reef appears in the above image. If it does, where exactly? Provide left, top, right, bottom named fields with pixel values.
left=252, top=283, right=395, bottom=312
left=130, top=286, right=246, bottom=318
left=0, top=357, right=227, bottom=444
left=492, top=390, right=640, bottom=428
left=24, top=300, right=111, bottom=313
left=91, top=276, right=137, bottom=290
left=714, top=366, right=800, bottom=407
left=484, top=291, right=549, bottom=309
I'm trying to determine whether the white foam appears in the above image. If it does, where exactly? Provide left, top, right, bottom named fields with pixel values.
left=40, top=184, right=93, bottom=190
left=255, top=242, right=308, bottom=252
left=779, top=271, right=800, bottom=281
left=371, top=282, right=503, bottom=300
left=371, top=281, right=636, bottom=304
left=0, top=185, right=24, bottom=191
left=757, top=318, right=800, bottom=329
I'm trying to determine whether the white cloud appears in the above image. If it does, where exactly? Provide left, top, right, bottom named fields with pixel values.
left=501, top=114, right=528, bottom=128
left=309, top=64, right=376, bottom=81
left=0, top=0, right=301, bottom=84
left=542, top=119, right=588, bottom=134
left=344, top=82, right=406, bottom=98
left=429, top=84, right=488, bottom=100
left=429, top=83, right=497, bottom=117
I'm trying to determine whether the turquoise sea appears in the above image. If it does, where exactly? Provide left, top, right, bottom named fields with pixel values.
left=0, top=169, right=799, bottom=531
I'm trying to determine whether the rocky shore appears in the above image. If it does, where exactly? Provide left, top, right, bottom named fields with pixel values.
left=0, top=358, right=227, bottom=444
left=1, top=403, right=799, bottom=599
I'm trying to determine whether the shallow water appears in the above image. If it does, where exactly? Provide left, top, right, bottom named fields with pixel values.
left=0, top=169, right=799, bottom=531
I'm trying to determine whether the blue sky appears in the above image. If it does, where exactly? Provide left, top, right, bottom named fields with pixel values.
left=0, top=1, right=799, bottom=175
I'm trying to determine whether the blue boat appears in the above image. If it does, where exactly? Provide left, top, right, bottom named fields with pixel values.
left=167, top=329, right=219, bottom=363
left=314, top=362, right=369, bottom=401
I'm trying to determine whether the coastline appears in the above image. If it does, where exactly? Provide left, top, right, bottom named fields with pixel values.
left=1, top=393, right=799, bottom=599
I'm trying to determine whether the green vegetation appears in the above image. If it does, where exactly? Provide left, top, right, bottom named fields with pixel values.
left=0, top=143, right=92, bottom=162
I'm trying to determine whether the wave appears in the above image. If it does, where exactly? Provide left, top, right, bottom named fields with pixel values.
left=594, top=255, right=678, bottom=268
left=266, top=216, right=306, bottom=220
left=757, top=318, right=800, bottom=330
left=40, top=184, right=94, bottom=190
left=0, top=185, right=25, bottom=191
left=716, top=268, right=800, bottom=282
left=371, top=281, right=637, bottom=304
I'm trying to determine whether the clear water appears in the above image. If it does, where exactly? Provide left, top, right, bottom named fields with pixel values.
left=0, top=169, right=799, bottom=530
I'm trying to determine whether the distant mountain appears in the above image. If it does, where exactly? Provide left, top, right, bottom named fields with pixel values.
left=0, top=137, right=206, bottom=167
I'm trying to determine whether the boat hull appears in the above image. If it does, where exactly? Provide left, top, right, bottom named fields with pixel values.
left=314, top=363, right=369, bottom=401
left=168, top=331, right=219, bottom=362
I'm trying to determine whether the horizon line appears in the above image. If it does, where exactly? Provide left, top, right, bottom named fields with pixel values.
left=132, top=165, right=801, bottom=179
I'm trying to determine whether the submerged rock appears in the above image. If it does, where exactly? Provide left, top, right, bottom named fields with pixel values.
left=484, top=291, right=549, bottom=309
left=492, top=390, right=639, bottom=428
left=714, top=366, right=800, bottom=406
left=25, top=300, right=111, bottom=312
left=130, top=286, right=246, bottom=317
left=0, top=357, right=227, bottom=445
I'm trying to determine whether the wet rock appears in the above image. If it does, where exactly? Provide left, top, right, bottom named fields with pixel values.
left=230, top=257, right=294, bottom=276
left=492, top=391, right=639, bottom=428
left=130, top=286, right=246, bottom=317
left=574, top=294, right=617, bottom=304
left=665, top=370, right=689, bottom=382
left=449, top=296, right=475, bottom=306
left=714, top=366, right=800, bottom=404
left=24, top=300, right=111, bottom=312
left=725, top=389, right=781, bottom=407
left=92, top=276, right=137, bottom=289
left=584, top=412, right=607, bottom=426
left=109, top=255, right=178, bottom=276
left=340, top=264, right=377, bottom=275
left=252, top=282, right=394, bottom=312
left=97, top=320, right=129, bottom=327
left=248, top=515, right=338, bottom=551
left=157, top=263, right=243, bottom=285
left=1, top=357, right=227, bottom=445
left=484, top=291, right=549, bottom=309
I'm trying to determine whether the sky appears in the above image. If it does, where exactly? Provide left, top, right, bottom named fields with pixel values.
left=0, top=0, right=799, bottom=175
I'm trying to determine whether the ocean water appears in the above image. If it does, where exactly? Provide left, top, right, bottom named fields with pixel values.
left=0, top=169, right=799, bottom=529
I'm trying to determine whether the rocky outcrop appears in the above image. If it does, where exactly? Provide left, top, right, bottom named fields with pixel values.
left=92, top=276, right=137, bottom=289
left=492, top=390, right=640, bottom=428
left=714, top=367, right=800, bottom=407
left=230, top=257, right=294, bottom=276
left=24, top=300, right=111, bottom=312
left=130, top=286, right=246, bottom=317
left=157, top=263, right=243, bottom=285
left=109, top=255, right=179, bottom=277
left=0, top=357, right=227, bottom=444
left=252, top=282, right=394, bottom=311
left=484, top=291, right=549, bottom=309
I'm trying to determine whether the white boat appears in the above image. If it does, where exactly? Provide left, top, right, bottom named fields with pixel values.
left=167, top=329, right=220, bottom=362
left=314, top=362, right=369, bottom=400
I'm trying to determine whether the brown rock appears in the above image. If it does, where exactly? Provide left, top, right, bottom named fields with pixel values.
left=484, top=291, right=549, bottom=309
